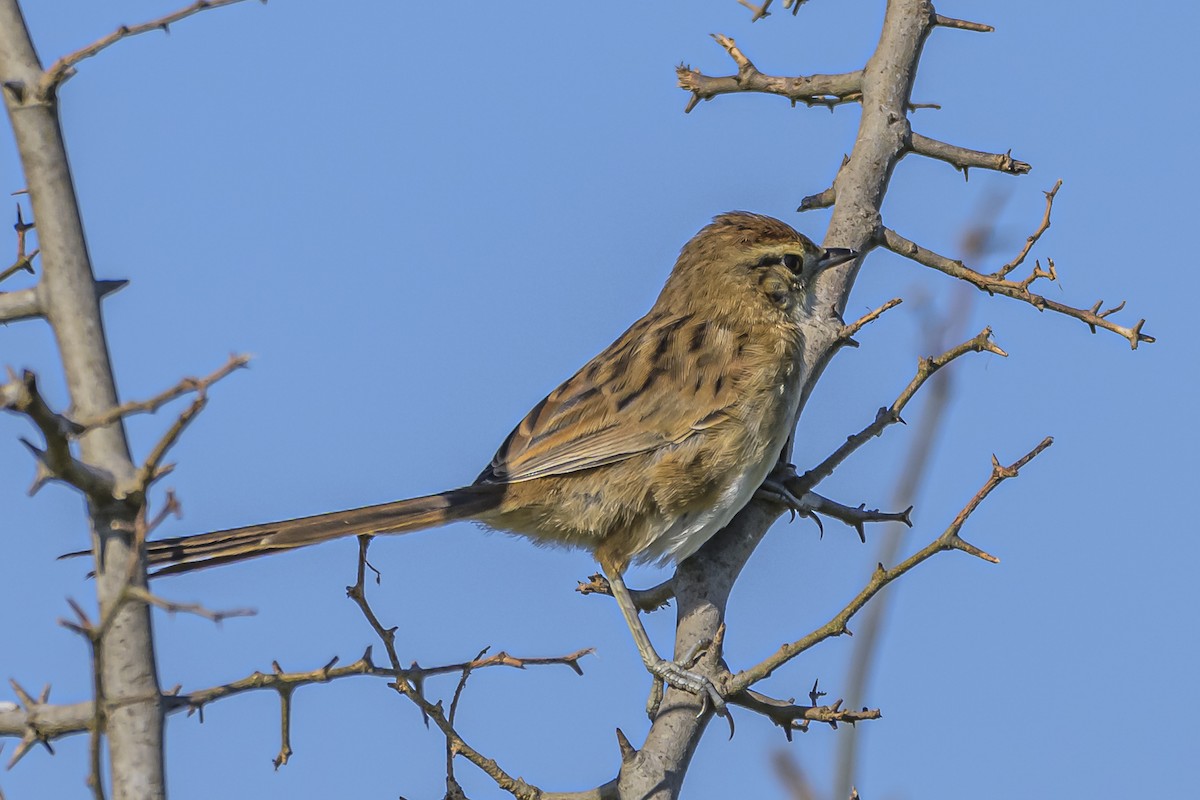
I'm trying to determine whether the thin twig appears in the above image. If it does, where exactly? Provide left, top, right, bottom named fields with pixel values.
left=75, top=353, right=250, bottom=430
left=40, top=0, right=263, bottom=94
left=878, top=224, right=1153, bottom=349
left=731, top=438, right=1053, bottom=690
left=797, top=329, right=1006, bottom=492
left=730, top=688, right=880, bottom=740
left=994, top=180, right=1060, bottom=278
left=933, top=14, right=995, bottom=33
left=125, top=587, right=255, bottom=624
left=345, top=538, right=552, bottom=799
left=840, top=298, right=903, bottom=341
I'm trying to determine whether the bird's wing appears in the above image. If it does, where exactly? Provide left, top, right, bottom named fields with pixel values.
left=476, top=311, right=744, bottom=484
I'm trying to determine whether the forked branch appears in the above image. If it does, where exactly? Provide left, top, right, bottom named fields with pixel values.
left=879, top=184, right=1153, bottom=349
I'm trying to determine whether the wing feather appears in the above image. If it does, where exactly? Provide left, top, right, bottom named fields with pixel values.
left=476, top=312, right=743, bottom=484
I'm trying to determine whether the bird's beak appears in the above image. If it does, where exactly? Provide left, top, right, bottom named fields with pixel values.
left=817, top=247, right=859, bottom=271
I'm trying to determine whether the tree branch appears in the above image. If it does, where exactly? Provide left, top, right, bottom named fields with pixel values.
left=909, top=132, right=1030, bottom=177
left=677, top=34, right=863, bottom=113
left=731, top=438, right=1053, bottom=691
left=40, top=0, right=264, bottom=94
left=796, top=329, right=1006, bottom=493
left=878, top=217, right=1154, bottom=349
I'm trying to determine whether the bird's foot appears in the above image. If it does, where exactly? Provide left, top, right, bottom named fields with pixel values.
left=645, top=658, right=730, bottom=727
left=757, top=463, right=811, bottom=520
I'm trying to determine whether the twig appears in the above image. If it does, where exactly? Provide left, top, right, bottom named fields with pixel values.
left=75, top=353, right=250, bottom=430
left=125, top=587, right=255, bottom=624
left=0, top=204, right=36, bottom=284
left=730, top=688, right=880, bottom=740
left=40, top=0, right=263, bottom=94
left=445, top=646, right=489, bottom=794
left=0, top=251, right=35, bottom=284
left=737, top=0, right=774, bottom=22
left=1, top=369, right=114, bottom=499
left=798, top=153, right=851, bottom=212
left=797, top=492, right=912, bottom=543
left=994, top=180, right=1060, bottom=278
left=731, top=438, right=1053, bottom=690
left=878, top=223, right=1153, bottom=349
left=3, top=681, right=55, bottom=770
left=677, top=34, right=862, bottom=113
left=909, top=133, right=1030, bottom=177
left=840, top=298, right=902, bottom=341
left=797, top=329, right=1006, bottom=492
left=345, top=538, right=550, bottom=799
left=933, top=14, right=994, bottom=33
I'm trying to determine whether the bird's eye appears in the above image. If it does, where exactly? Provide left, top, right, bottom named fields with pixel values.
left=783, top=253, right=802, bottom=273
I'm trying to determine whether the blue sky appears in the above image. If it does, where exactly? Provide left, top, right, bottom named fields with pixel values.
left=2, top=2, right=1195, bottom=798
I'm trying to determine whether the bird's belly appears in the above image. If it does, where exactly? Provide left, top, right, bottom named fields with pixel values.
left=643, top=360, right=803, bottom=565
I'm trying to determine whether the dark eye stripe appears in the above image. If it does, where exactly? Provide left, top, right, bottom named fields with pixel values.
left=752, top=254, right=783, bottom=269
left=752, top=253, right=803, bottom=272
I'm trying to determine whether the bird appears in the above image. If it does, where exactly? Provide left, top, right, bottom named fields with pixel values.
left=139, top=212, right=858, bottom=711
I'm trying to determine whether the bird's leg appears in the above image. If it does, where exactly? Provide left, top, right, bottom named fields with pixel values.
left=602, top=567, right=726, bottom=718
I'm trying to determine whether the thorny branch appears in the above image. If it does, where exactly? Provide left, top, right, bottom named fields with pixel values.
left=345, top=536, right=582, bottom=799
left=74, top=354, right=249, bottom=431
left=0, top=369, right=114, bottom=499
left=796, top=329, right=1007, bottom=494
left=0, top=205, right=36, bottom=284
left=878, top=182, right=1153, bottom=349
left=1, top=644, right=593, bottom=756
left=731, top=437, right=1053, bottom=691
left=909, top=133, right=1030, bottom=178
left=40, top=0, right=264, bottom=95
left=729, top=688, right=880, bottom=741
left=677, top=34, right=863, bottom=113
left=841, top=298, right=903, bottom=342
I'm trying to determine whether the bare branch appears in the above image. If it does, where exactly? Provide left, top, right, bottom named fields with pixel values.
left=932, top=15, right=994, bottom=33
left=0, top=285, right=38, bottom=322
left=40, top=0, right=264, bottom=94
left=840, top=297, right=903, bottom=342
left=1, top=369, right=115, bottom=498
left=798, top=329, right=1006, bottom=492
left=677, top=34, right=862, bottom=113
left=0, top=279, right=125, bottom=324
left=731, top=438, right=1053, bottom=690
left=736, top=0, right=774, bottom=22
left=75, top=354, right=250, bottom=430
left=994, top=180, right=1060, bottom=278
left=799, top=492, right=913, bottom=543
left=909, top=132, right=1030, bottom=177
left=0, top=250, right=35, bottom=284
left=798, top=154, right=850, bottom=212
left=730, top=688, right=881, bottom=740
left=878, top=224, right=1154, bottom=349
left=797, top=185, right=836, bottom=211
left=346, top=538, right=548, bottom=799
left=124, top=587, right=255, bottom=624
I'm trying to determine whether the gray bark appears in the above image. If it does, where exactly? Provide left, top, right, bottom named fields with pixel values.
left=0, top=2, right=166, bottom=798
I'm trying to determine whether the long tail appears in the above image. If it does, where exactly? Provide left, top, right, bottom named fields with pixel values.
left=134, top=485, right=500, bottom=576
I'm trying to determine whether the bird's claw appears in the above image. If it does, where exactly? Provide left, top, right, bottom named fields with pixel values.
left=647, top=658, right=732, bottom=734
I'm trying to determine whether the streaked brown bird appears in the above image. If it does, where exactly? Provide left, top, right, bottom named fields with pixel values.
left=141, top=212, right=857, bottom=709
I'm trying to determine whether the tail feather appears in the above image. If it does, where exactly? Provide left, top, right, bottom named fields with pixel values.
left=141, top=485, right=499, bottom=576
